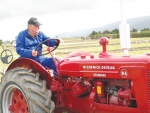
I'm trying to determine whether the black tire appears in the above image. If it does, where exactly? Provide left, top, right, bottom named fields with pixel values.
left=0, top=67, right=55, bottom=113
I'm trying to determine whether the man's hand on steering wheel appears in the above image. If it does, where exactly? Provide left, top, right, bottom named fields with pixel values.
left=32, top=50, right=38, bottom=57
left=34, top=38, right=60, bottom=56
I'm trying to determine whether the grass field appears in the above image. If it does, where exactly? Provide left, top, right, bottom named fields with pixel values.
left=0, top=37, right=150, bottom=77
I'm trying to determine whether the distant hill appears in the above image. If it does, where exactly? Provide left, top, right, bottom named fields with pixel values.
left=57, top=15, right=150, bottom=38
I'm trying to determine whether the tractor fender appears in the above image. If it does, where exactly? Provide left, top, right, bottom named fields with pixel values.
left=6, top=58, right=53, bottom=89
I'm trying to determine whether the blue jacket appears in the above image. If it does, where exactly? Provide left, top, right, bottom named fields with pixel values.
left=16, top=29, right=56, bottom=63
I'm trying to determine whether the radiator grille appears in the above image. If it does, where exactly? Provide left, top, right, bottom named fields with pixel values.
left=146, top=70, right=150, bottom=106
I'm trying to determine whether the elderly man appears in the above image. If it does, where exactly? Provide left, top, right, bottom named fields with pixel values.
left=16, top=17, right=59, bottom=76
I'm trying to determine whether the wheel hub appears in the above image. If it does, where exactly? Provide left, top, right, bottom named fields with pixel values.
left=9, top=89, right=29, bottom=113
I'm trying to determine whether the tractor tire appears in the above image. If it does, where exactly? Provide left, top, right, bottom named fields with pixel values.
left=0, top=67, right=55, bottom=113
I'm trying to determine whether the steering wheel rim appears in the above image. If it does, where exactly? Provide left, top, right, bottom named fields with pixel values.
left=34, top=38, right=59, bottom=56
left=0, top=49, right=13, bottom=64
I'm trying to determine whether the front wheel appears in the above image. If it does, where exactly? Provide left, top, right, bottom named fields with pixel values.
left=0, top=67, right=55, bottom=113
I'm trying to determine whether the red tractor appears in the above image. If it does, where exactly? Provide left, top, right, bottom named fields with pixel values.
left=0, top=37, right=150, bottom=113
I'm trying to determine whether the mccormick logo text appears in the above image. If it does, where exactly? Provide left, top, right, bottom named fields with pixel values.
left=82, top=65, right=115, bottom=70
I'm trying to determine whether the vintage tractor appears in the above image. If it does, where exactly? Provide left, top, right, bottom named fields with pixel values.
left=0, top=37, right=150, bottom=113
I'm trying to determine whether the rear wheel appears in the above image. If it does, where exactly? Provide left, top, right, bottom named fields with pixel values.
left=0, top=67, right=55, bottom=113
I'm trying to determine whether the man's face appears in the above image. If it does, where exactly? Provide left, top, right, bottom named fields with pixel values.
left=28, top=24, right=40, bottom=36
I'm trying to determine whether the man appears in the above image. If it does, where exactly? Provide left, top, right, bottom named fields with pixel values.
left=16, top=17, right=59, bottom=76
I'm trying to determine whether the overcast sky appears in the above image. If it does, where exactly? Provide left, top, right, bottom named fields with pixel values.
left=0, top=0, right=150, bottom=41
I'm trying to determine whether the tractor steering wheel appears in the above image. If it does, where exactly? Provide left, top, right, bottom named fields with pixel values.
left=34, top=39, right=59, bottom=56
left=0, top=49, right=13, bottom=64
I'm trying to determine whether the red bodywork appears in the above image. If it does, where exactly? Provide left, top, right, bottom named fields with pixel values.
left=55, top=54, right=150, bottom=113
left=6, top=37, right=150, bottom=113
left=53, top=37, right=150, bottom=113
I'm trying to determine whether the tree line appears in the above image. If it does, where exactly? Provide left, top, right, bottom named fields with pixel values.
left=88, top=28, right=150, bottom=39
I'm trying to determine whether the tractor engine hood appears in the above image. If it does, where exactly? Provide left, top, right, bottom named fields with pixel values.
left=58, top=53, right=150, bottom=79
